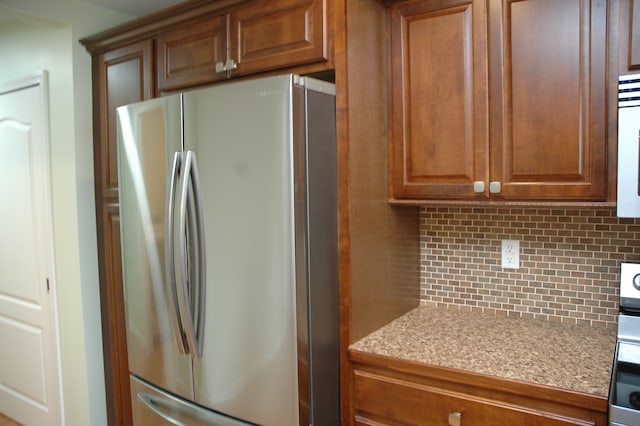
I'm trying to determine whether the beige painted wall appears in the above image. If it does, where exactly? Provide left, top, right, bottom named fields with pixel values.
left=0, top=2, right=133, bottom=425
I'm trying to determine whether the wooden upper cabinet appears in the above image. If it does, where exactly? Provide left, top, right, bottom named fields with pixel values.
left=157, top=15, right=228, bottom=91
left=389, top=0, right=489, bottom=200
left=231, top=0, right=327, bottom=76
left=390, top=0, right=609, bottom=202
left=157, top=0, right=328, bottom=91
left=489, top=0, right=608, bottom=201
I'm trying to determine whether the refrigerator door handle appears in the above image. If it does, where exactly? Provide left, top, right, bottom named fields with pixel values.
left=167, top=151, right=189, bottom=355
left=137, top=392, right=187, bottom=426
left=177, top=150, right=206, bottom=359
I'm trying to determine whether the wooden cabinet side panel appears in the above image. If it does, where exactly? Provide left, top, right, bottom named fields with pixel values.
left=490, top=0, right=607, bottom=200
left=389, top=0, right=489, bottom=199
left=157, top=15, right=228, bottom=91
left=231, top=0, right=328, bottom=75
left=94, top=40, right=153, bottom=426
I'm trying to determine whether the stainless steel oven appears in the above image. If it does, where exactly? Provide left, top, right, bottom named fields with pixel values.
left=617, top=73, right=640, bottom=218
left=609, top=263, right=640, bottom=425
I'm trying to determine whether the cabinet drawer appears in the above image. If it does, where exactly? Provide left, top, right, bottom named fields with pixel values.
left=353, top=369, right=596, bottom=426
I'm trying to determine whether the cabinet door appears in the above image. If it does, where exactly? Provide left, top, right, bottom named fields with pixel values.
left=98, top=41, right=154, bottom=199
left=389, top=0, right=489, bottom=200
left=94, top=40, right=154, bottom=426
left=157, top=15, right=228, bottom=92
left=230, top=0, right=327, bottom=76
left=489, top=0, right=608, bottom=200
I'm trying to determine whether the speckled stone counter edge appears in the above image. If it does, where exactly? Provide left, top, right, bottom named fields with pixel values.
left=349, top=306, right=617, bottom=397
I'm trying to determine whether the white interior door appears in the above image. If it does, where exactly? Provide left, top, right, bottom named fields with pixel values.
left=0, top=72, right=62, bottom=426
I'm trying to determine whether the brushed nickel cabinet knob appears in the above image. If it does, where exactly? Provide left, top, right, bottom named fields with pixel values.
left=448, top=412, right=461, bottom=426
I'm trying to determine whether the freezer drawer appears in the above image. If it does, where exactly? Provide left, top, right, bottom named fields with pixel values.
left=131, top=375, right=254, bottom=426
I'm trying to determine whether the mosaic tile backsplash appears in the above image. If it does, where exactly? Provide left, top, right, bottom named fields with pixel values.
left=420, top=206, right=640, bottom=328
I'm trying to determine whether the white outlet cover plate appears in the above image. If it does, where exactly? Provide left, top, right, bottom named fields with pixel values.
left=501, top=239, right=520, bottom=269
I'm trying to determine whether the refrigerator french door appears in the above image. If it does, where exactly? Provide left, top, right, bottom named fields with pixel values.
left=116, top=75, right=338, bottom=426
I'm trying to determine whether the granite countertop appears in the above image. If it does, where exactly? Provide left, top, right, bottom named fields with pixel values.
left=350, top=306, right=617, bottom=397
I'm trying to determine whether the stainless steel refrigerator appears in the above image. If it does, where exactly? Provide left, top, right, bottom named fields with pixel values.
left=116, top=75, right=339, bottom=426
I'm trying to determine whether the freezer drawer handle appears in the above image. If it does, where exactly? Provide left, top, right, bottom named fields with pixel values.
left=138, top=392, right=186, bottom=426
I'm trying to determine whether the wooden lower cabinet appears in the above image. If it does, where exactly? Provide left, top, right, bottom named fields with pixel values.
left=350, top=351, right=607, bottom=426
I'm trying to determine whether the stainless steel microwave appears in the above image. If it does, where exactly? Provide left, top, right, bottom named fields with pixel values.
left=617, top=73, right=640, bottom=218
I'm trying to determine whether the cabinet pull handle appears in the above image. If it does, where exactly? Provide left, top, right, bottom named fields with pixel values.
left=448, top=412, right=461, bottom=426
left=215, top=59, right=237, bottom=76
left=224, top=59, right=237, bottom=72
left=473, top=181, right=485, bottom=193
left=489, top=181, right=502, bottom=194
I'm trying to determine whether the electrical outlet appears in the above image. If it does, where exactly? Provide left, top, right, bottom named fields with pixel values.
left=501, top=239, right=520, bottom=269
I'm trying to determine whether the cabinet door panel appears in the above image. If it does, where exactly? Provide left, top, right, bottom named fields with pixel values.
left=490, top=0, right=607, bottom=200
left=157, top=15, right=228, bottom=91
left=230, top=0, right=327, bottom=76
left=389, top=0, right=488, bottom=200
left=100, top=42, right=153, bottom=199
left=100, top=204, right=130, bottom=425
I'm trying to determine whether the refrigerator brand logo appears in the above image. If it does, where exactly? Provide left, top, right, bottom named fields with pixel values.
left=256, top=89, right=283, bottom=97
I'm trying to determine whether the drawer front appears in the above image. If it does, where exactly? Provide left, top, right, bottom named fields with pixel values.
left=352, top=370, right=595, bottom=426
